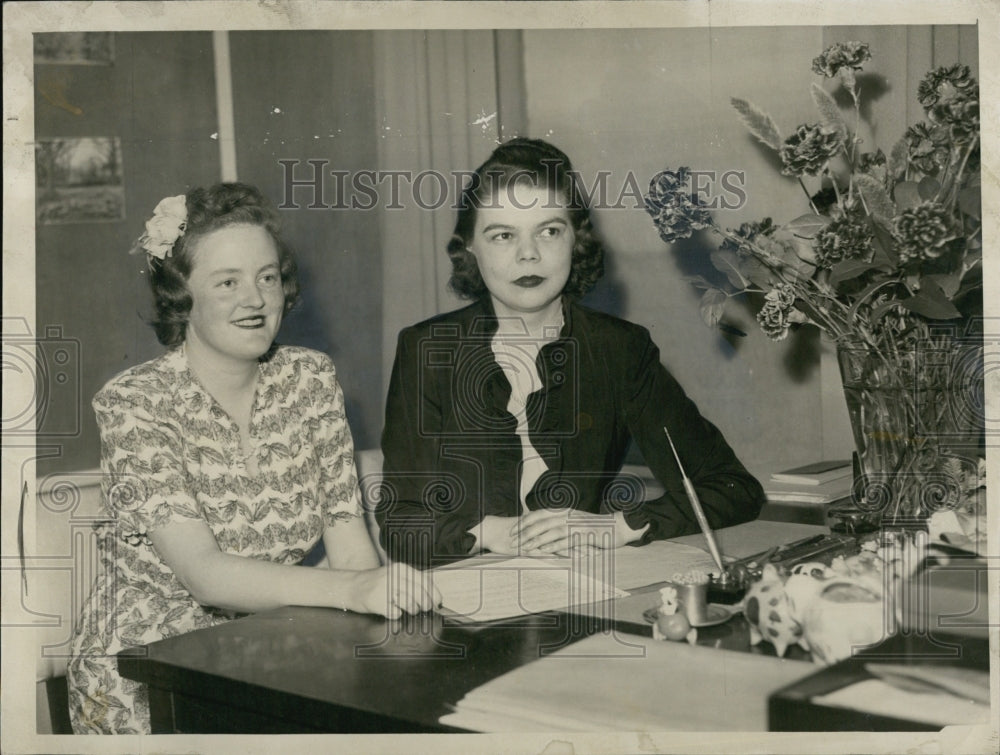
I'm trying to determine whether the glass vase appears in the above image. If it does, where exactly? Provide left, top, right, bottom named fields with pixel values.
left=836, top=338, right=984, bottom=525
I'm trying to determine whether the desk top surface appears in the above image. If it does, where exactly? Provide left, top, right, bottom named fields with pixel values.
left=118, top=520, right=830, bottom=732
left=119, top=602, right=809, bottom=732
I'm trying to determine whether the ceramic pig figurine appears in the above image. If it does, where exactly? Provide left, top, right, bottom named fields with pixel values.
left=743, top=563, right=807, bottom=657
left=798, top=579, right=886, bottom=665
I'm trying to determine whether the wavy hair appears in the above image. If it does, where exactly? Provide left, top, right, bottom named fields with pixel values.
left=146, top=182, right=299, bottom=347
left=447, top=138, right=604, bottom=300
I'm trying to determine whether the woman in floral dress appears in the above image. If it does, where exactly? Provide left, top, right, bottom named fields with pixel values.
left=67, top=183, right=438, bottom=734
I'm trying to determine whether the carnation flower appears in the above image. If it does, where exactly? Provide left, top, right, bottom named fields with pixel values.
left=930, top=96, right=980, bottom=142
left=814, top=218, right=874, bottom=268
left=644, top=168, right=713, bottom=243
left=905, top=122, right=951, bottom=175
left=721, top=218, right=775, bottom=256
left=917, top=64, right=979, bottom=142
left=133, top=194, right=188, bottom=259
left=771, top=283, right=796, bottom=308
left=756, top=284, right=797, bottom=340
left=779, top=124, right=843, bottom=176
left=811, top=41, right=871, bottom=78
left=917, top=64, right=978, bottom=109
left=892, top=200, right=959, bottom=264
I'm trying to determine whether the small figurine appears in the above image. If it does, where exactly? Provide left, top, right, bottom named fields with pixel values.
left=653, top=585, right=697, bottom=644
left=743, top=563, right=806, bottom=656
left=743, top=548, right=904, bottom=665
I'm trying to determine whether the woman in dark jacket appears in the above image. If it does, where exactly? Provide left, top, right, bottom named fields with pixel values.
left=378, top=138, right=764, bottom=567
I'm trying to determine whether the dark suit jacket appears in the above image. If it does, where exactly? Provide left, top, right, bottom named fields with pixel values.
left=377, top=297, right=764, bottom=566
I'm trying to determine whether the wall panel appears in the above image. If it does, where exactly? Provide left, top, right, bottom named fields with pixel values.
left=34, top=32, right=221, bottom=476
left=229, top=31, right=383, bottom=449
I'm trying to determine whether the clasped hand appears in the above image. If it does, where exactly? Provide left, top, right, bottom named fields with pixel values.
left=479, top=510, right=640, bottom=558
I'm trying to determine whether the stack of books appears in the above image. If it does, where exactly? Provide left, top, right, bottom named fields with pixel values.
left=764, top=460, right=853, bottom=504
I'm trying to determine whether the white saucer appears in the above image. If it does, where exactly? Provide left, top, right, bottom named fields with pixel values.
left=643, top=603, right=735, bottom=628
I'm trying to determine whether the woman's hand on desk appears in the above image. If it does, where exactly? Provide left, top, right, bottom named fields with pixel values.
left=511, top=510, right=649, bottom=555
left=348, top=563, right=441, bottom=620
left=473, top=515, right=524, bottom=556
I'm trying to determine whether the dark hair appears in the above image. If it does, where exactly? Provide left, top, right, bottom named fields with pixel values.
left=447, top=138, right=604, bottom=300
left=146, top=182, right=299, bottom=347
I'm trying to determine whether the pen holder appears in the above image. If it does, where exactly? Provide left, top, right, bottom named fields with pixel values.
left=674, top=581, right=710, bottom=625
left=707, top=570, right=747, bottom=605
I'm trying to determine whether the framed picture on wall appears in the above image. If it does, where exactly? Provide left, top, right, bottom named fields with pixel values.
left=33, top=32, right=114, bottom=65
left=35, top=137, right=125, bottom=224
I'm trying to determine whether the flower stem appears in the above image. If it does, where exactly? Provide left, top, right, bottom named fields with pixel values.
left=798, top=178, right=820, bottom=214
left=949, top=135, right=979, bottom=210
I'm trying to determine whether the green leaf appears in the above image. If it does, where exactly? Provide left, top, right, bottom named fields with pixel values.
left=710, top=249, right=748, bottom=289
left=683, top=274, right=716, bottom=290
left=810, top=83, right=849, bottom=143
left=958, top=186, right=981, bottom=219
left=899, top=280, right=961, bottom=320
left=925, top=271, right=963, bottom=299
left=742, top=256, right=775, bottom=289
left=848, top=277, right=895, bottom=322
left=894, top=181, right=922, bottom=211
left=731, top=98, right=782, bottom=151
left=854, top=173, right=895, bottom=227
left=870, top=223, right=898, bottom=266
left=962, top=248, right=982, bottom=274
left=783, top=212, right=830, bottom=239
left=954, top=267, right=983, bottom=301
left=699, top=288, right=728, bottom=328
left=787, top=236, right=819, bottom=273
left=870, top=297, right=903, bottom=323
left=917, top=176, right=941, bottom=201
left=888, top=137, right=909, bottom=180
left=829, top=259, right=880, bottom=287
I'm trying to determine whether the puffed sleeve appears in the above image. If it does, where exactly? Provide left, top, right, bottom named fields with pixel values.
left=618, top=326, right=765, bottom=542
left=304, top=353, right=363, bottom=524
left=92, top=379, right=202, bottom=537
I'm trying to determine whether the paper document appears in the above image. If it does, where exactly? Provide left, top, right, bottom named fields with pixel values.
left=813, top=678, right=990, bottom=727
left=433, top=557, right=629, bottom=623
left=440, top=633, right=814, bottom=732
left=605, top=540, right=720, bottom=590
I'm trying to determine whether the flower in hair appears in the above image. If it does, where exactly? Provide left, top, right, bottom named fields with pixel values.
left=133, top=195, right=187, bottom=259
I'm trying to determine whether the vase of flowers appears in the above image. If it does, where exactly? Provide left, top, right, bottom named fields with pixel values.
left=836, top=337, right=982, bottom=523
left=644, top=42, right=984, bottom=527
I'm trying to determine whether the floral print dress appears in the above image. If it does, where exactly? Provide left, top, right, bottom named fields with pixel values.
left=67, top=345, right=362, bottom=734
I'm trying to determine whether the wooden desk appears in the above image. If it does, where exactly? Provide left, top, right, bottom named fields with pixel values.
left=118, top=521, right=827, bottom=734
left=117, top=521, right=987, bottom=734
left=118, top=601, right=811, bottom=734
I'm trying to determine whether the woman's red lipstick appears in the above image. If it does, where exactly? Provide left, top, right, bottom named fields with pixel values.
left=513, top=275, right=544, bottom=287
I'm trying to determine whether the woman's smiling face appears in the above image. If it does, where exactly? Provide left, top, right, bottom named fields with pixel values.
left=468, top=183, right=574, bottom=322
left=185, top=224, right=284, bottom=366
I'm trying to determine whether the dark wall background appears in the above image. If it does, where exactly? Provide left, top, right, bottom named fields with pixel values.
left=35, top=31, right=383, bottom=475
left=229, top=31, right=382, bottom=452
left=35, top=32, right=221, bottom=475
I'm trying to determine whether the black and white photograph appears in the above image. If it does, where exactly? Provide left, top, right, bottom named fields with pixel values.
left=35, top=137, right=125, bottom=224
left=2, top=2, right=997, bottom=754
left=34, top=32, right=115, bottom=65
